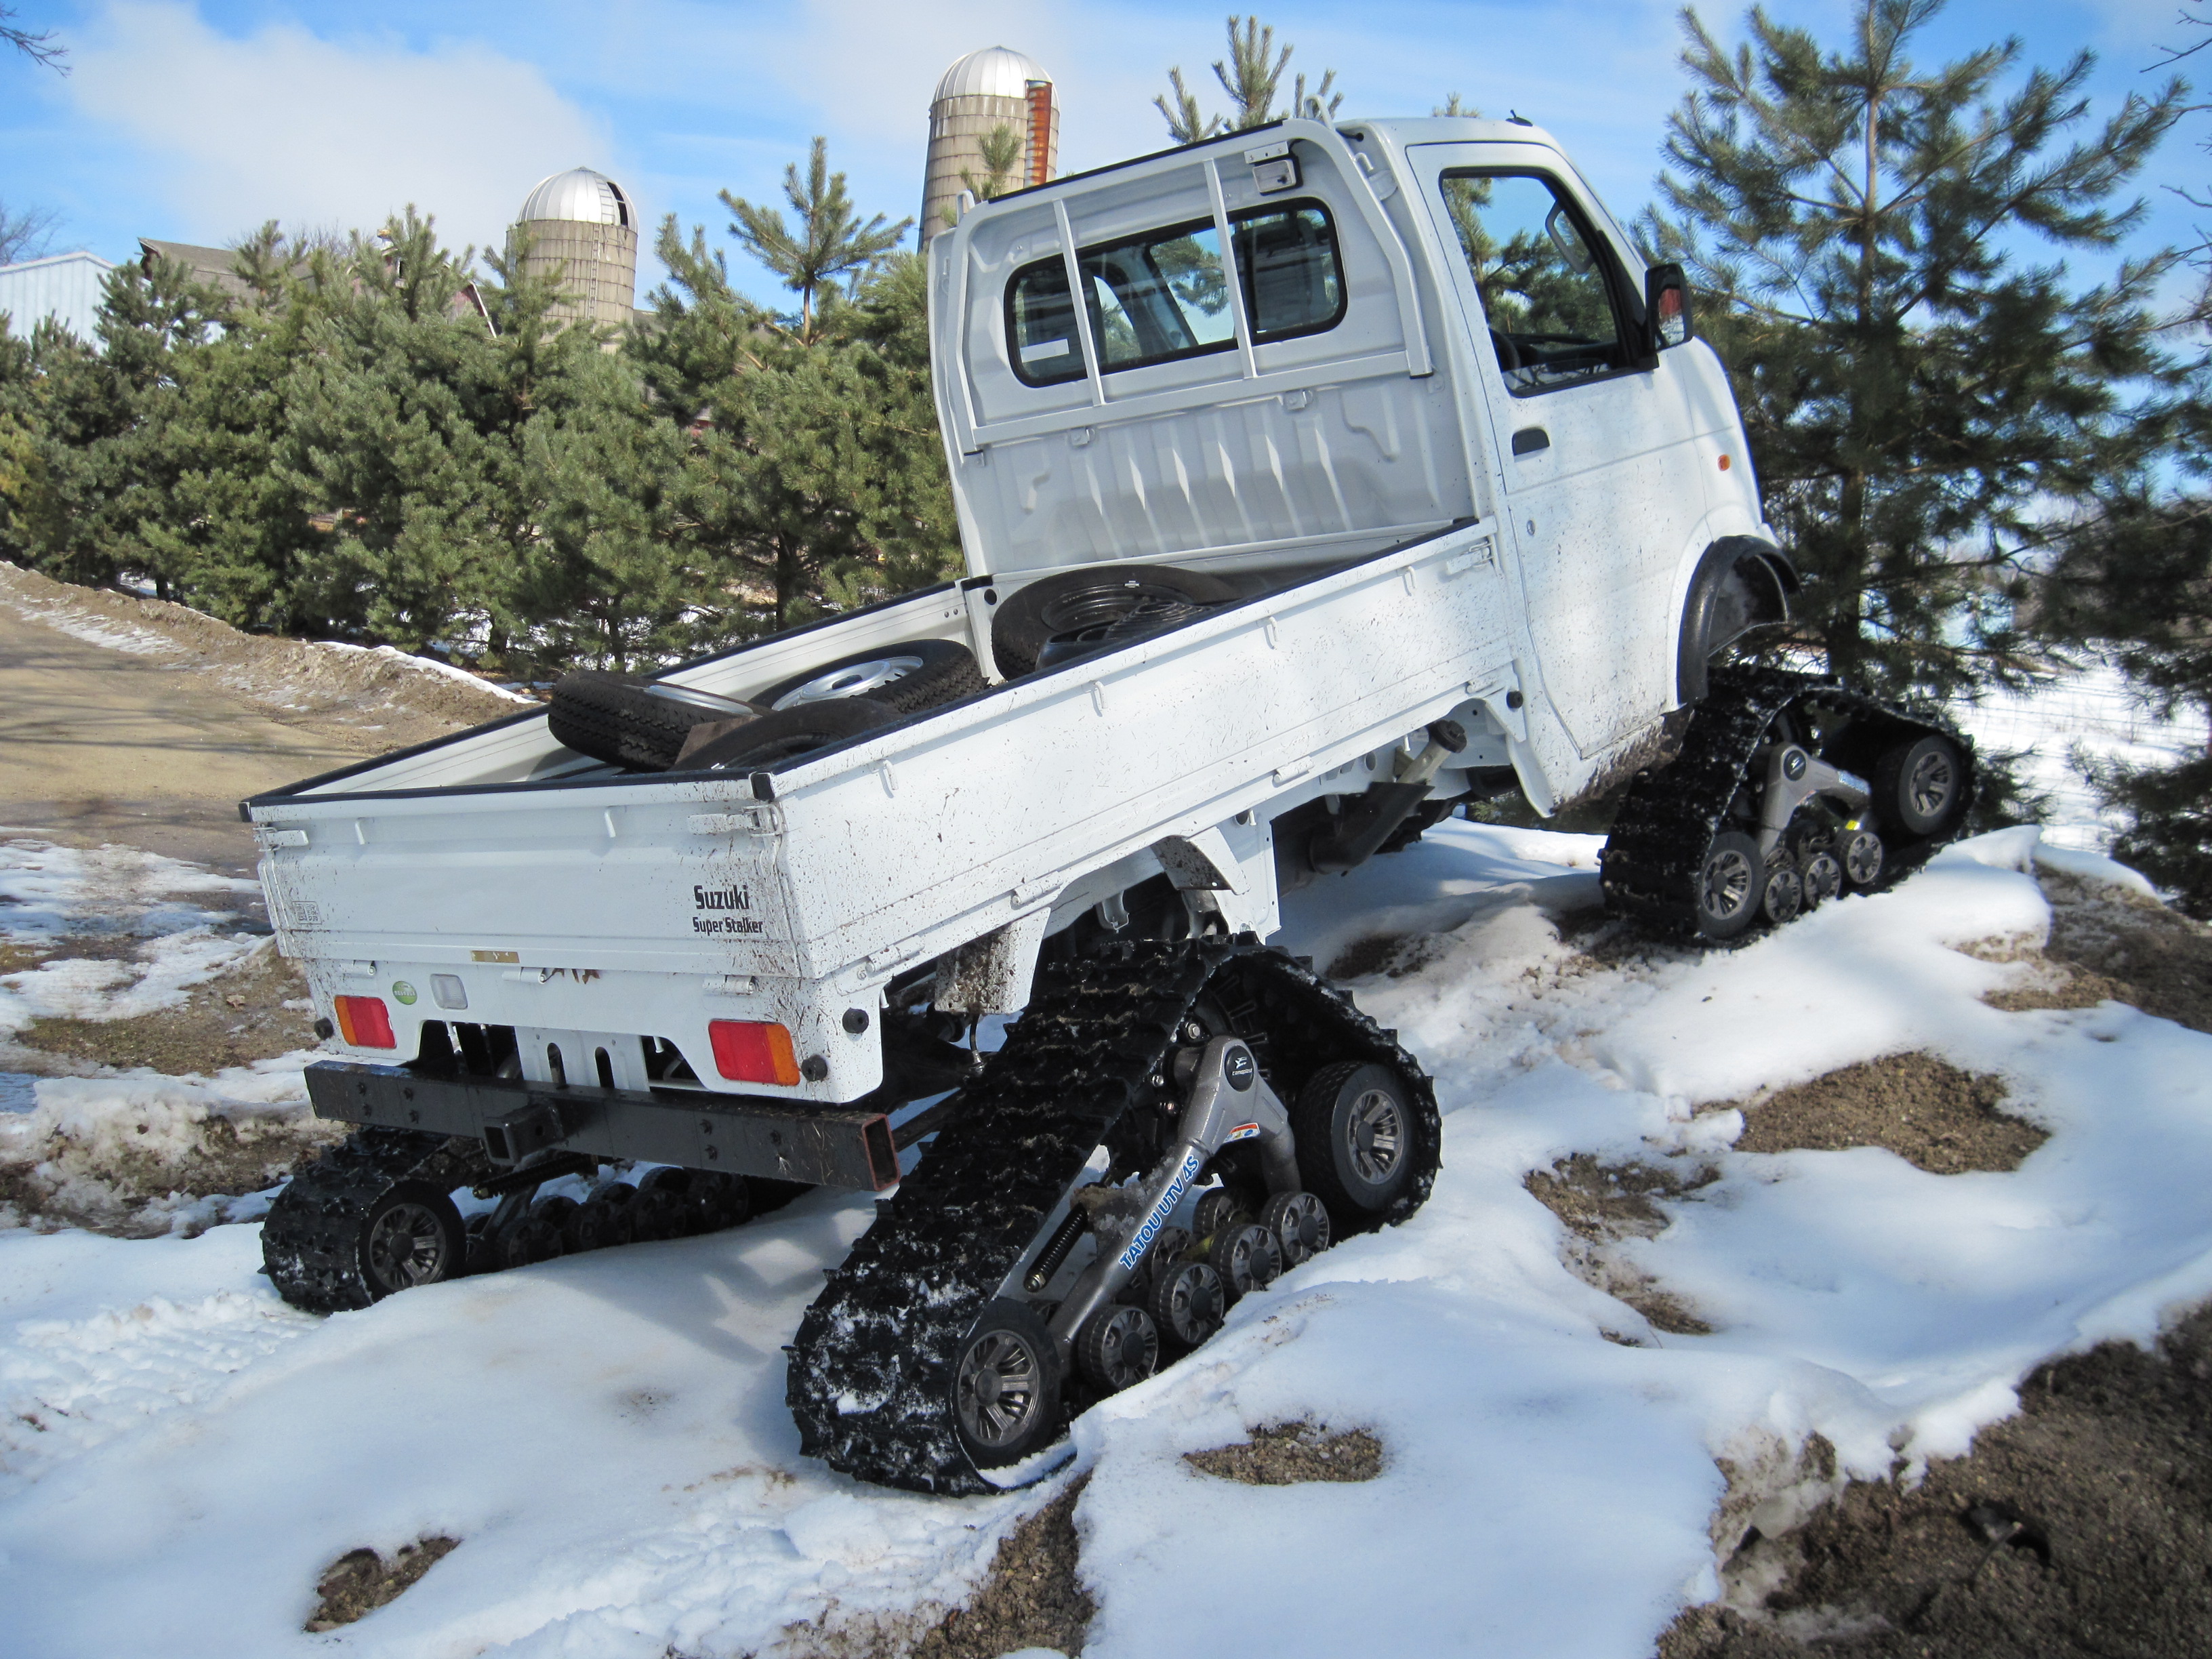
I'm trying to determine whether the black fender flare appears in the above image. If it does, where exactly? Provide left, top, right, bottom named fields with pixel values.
left=1677, top=537, right=1795, bottom=703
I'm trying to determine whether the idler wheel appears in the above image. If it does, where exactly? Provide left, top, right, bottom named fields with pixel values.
left=1693, top=830, right=1763, bottom=940
left=951, top=1298, right=1063, bottom=1469
left=1875, top=734, right=1967, bottom=838
left=359, top=1182, right=466, bottom=1298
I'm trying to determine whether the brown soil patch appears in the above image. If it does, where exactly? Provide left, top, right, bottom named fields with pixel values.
left=304, top=1536, right=459, bottom=1631
left=0, top=1107, right=342, bottom=1235
left=16, top=937, right=316, bottom=1073
left=915, top=1479, right=1093, bottom=1659
left=1732, top=1053, right=2046, bottom=1175
left=1527, top=1155, right=1717, bottom=1336
left=1660, top=1305, right=2212, bottom=1656
left=2034, top=868, right=2212, bottom=1035
left=783, top=1479, right=1094, bottom=1659
left=1186, top=1421, right=1384, bottom=1484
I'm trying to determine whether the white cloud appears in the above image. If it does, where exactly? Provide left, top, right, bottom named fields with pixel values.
left=68, top=1, right=613, bottom=255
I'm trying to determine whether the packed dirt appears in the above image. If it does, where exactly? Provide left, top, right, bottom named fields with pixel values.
left=782, top=1478, right=1095, bottom=1659
left=1527, top=1154, right=1719, bottom=1338
left=12, top=933, right=317, bottom=1076
left=305, top=1536, right=461, bottom=1632
left=1662, top=1306, right=2212, bottom=1657
left=1731, top=1053, right=2047, bottom=1175
left=1185, top=1421, right=1385, bottom=1484
left=0, top=560, right=525, bottom=874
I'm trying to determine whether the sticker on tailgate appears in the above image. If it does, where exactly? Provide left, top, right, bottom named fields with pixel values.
left=693, top=882, right=765, bottom=937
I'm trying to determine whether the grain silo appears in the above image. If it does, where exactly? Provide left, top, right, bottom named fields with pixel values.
left=515, top=167, right=638, bottom=334
left=920, top=47, right=1059, bottom=245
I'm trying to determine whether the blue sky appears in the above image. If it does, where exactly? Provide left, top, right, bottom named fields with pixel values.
left=0, top=0, right=2201, bottom=310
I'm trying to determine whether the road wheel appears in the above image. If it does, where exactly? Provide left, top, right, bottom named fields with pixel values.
left=991, top=564, right=1238, bottom=676
left=1076, top=1304, right=1161, bottom=1393
left=683, top=697, right=900, bottom=771
left=1693, top=830, right=1763, bottom=940
left=756, top=640, right=984, bottom=716
left=1875, top=734, right=1967, bottom=838
left=356, top=1181, right=467, bottom=1300
left=951, top=1298, right=1063, bottom=1470
left=548, top=670, right=759, bottom=771
left=1840, top=827, right=1885, bottom=890
left=1259, top=1190, right=1331, bottom=1266
left=1291, top=1061, right=1418, bottom=1227
left=1148, top=1258, right=1226, bottom=1347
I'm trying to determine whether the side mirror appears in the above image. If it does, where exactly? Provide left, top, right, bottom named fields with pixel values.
left=1645, top=263, right=1692, bottom=353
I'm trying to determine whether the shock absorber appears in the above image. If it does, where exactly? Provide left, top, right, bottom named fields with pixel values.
left=1023, top=1206, right=1088, bottom=1292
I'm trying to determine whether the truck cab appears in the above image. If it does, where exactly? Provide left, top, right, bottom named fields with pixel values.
left=933, top=115, right=1777, bottom=807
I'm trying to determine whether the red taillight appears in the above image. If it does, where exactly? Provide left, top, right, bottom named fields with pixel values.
left=333, top=995, right=396, bottom=1048
left=710, top=1019, right=800, bottom=1085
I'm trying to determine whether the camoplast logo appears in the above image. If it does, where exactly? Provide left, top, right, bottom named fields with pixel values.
left=693, top=882, right=764, bottom=936
left=1115, top=1148, right=1206, bottom=1273
left=1223, top=1122, right=1261, bottom=1143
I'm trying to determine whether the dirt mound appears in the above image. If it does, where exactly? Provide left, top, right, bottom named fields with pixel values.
left=1732, top=1053, right=2047, bottom=1175
left=1527, top=1155, right=1719, bottom=1338
left=14, top=933, right=317, bottom=1074
left=1187, top=1422, right=1385, bottom=1484
left=1662, top=1304, right=2212, bottom=1656
left=306, top=1536, right=460, bottom=1632
left=0, top=560, right=529, bottom=752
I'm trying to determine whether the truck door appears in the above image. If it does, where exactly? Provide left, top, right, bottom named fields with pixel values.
left=1408, top=145, right=1706, bottom=758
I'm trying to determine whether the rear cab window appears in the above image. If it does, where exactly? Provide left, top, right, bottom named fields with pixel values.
left=1006, top=200, right=1347, bottom=388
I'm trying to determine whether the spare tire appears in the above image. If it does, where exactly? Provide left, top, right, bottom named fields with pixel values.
left=683, top=696, right=901, bottom=772
left=549, top=671, right=760, bottom=771
left=991, top=564, right=1239, bottom=677
left=756, top=640, right=985, bottom=715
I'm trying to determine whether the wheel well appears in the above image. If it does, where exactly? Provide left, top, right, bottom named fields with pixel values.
left=1677, top=537, right=1794, bottom=703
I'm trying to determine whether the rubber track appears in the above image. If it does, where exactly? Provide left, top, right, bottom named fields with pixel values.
left=785, top=937, right=1441, bottom=1496
left=261, top=1128, right=493, bottom=1313
left=1601, top=666, right=1978, bottom=934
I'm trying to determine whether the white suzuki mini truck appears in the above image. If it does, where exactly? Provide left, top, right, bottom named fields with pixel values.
left=247, top=117, right=1971, bottom=1493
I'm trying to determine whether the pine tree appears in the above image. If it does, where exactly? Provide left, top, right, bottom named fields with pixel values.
left=1155, top=15, right=1342, bottom=144
left=1650, top=0, right=2189, bottom=701
left=959, top=124, right=1026, bottom=209
left=720, top=138, right=912, bottom=343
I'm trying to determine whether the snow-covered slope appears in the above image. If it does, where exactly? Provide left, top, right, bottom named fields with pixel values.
left=1, top=825, right=2208, bottom=1656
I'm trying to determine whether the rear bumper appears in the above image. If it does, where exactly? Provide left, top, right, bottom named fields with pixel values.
left=304, top=1061, right=899, bottom=1191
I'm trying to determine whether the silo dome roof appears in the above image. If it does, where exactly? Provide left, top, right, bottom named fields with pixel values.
left=518, top=167, right=632, bottom=228
left=933, top=45, right=1052, bottom=103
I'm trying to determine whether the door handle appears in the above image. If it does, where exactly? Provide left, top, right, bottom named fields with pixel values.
left=1512, top=427, right=1551, bottom=456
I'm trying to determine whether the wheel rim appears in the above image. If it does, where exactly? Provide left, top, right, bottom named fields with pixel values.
left=772, top=655, right=923, bottom=711
left=644, top=682, right=752, bottom=715
left=1843, top=830, right=1883, bottom=886
left=1702, top=846, right=1756, bottom=920
left=1099, top=1309, right=1159, bottom=1388
left=1347, top=1088, right=1405, bottom=1186
left=956, top=1327, right=1047, bottom=1450
left=1762, top=866, right=1803, bottom=924
left=1908, top=750, right=1957, bottom=821
left=1040, top=581, right=1191, bottom=636
left=366, top=1202, right=449, bottom=1291
left=1163, top=1264, right=1223, bottom=1342
left=1803, top=851, right=1843, bottom=905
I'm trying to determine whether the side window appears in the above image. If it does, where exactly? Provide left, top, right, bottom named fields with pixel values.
left=1437, top=171, right=1630, bottom=394
left=1004, top=200, right=1346, bottom=387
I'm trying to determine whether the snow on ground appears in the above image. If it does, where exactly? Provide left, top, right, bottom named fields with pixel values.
left=1951, top=656, right=2209, bottom=852
left=0, top=824, right=2207, bottom=1656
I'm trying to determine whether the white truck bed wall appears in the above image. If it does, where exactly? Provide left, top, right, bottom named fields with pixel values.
left=249, top=521, right=1553, bottom=1097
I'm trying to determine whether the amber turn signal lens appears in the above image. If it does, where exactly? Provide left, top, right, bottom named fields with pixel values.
left=333, top=995, right=396, bottom=1048
left=709, top=1019, right=800, bottom=1086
